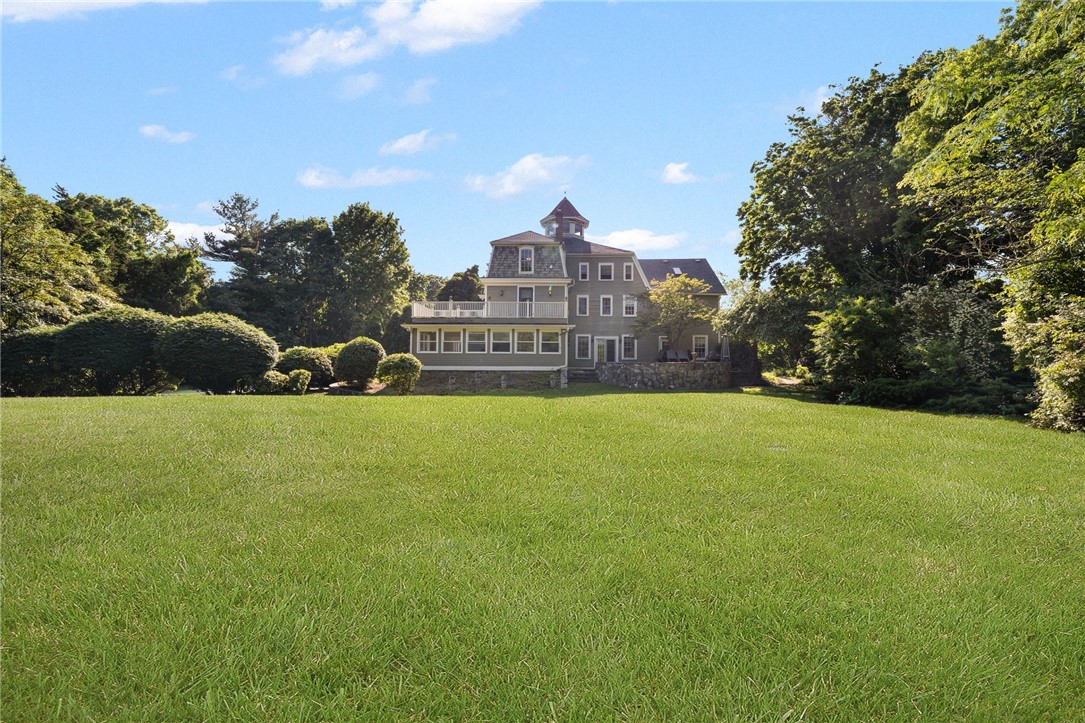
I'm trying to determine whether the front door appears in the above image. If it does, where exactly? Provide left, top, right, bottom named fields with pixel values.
left=518, top=287, right=534, bottom=318
left=595, top=337, right=617, bottom=365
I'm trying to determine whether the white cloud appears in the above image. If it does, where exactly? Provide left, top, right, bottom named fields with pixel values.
left=722, top=229, right=742, bottom=248
left=220, top=65, right=244, bottom=81
left=337, top=72, right=381, bottom=100
left=167, top=221, right=229, bottom=242
left=140, top=124, right=195, bottom=144
left=588, top=229, right=686, bottom=253
left=3, top=1, right=204, bottom=22
left=465, top=153, right=588, bottom=199
left=320, top=0, right=356, bottom=10
left=297, top=165, right=431, bottom=189
left=147, top=86, right=177, bottom=96
left=219, top=64, right=265, bottom=89
left=379, top=129, right=455, bottom=155
left=401, top=77, right=436, bottom=105
left=273, top=0, right=541, bottom=76
left=661, top=161, right=699, bottom=184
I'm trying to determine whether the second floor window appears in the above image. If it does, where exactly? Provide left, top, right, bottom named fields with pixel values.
left=599, top=263, right=614, bottom=281
left=623, top=295, right=637, bottom=317
left=579, top=262, right=589, bottom=281
left=519, top=247, right=533, bottom=274
left=601, top=296, right=613, bottom=316
left=624, top=263, right=634, bottom=281
left=577, top=295, right=589, bottom=316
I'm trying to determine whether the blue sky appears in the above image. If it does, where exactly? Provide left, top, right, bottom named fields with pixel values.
left=3, top=1, right=1004, bottom=281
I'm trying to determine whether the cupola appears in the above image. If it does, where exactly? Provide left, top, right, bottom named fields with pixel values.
left=540, top=197, right=589, bottom=239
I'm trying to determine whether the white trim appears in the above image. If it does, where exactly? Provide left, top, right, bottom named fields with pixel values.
left=598, top=262, right=614, bottom=281
left=490, top=330, right=513, bottom=353
left=540, top=330, right=561, bottom=354
left=417, top=330, right=438, bottom=353
left=518, top=246, right=534, bottom=274
left=441, top=328, right=463, bottom=353
left=420, top=365, right=566, bottom=372
left=623, top=262, right=634, bottom=281
left=480, top=278, right=573, bottom=287
left=578, top=262, right=589, bottom=281
left=576, top=294, right=589, bottom=317
left=600, top=295, right=613, bottom=317
left=575, top=334, right=591, bottom=360
left=658, top=335, right=669, bottom=352
left=515, top=329, right=536, bottom=354
left=517, top=286, right=535, bottom=303
left=465, top=329, right=487, bottom=353
left=621, top=335, right=638, bottom=360
left=693, top=334, right=708, bottom=359
left=595, top=335, right=619, bottom=365
left=622, top=294, right=637, bottom=317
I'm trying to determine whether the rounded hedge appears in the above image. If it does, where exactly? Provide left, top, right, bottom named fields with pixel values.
left=334, top=336, right=385, bottom=387
left=156, top=312, right=278, bottom=393
left=0, top=326, right=62, bottom=396
left=276, top=346, right=334, bottom=387
left=377, top=353, right=422, bottom=395
left=253, top=370, right=290, bottom=394
left=286, top=369, right=311, bottom=395
left=53, top=306, right=173, bottom=395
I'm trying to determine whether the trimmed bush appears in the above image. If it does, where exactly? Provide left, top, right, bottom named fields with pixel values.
left=276, top=346, right=334, bottom=387
left=156, top=313, right=278, bottom=393
left=253, top=370, right=289, bottom=394
left=52, top=306, right=173, bottom=395
left=287, top=369, right=311, bottom=395
left=0, top=327, right=68, bottom=396
left=377, top=353, right=422, bottom=395
left=334, top=336, right=385, bottom=388
left=323, top=343, right=346, bottom=363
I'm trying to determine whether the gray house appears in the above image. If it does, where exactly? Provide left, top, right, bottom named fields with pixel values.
left=403, top=199, right=727, bottom=375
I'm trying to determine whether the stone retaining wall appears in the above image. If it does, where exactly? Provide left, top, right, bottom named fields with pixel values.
left=415, top=369, right=567, bottom=394
left=596, top=361, right=731, bottom=390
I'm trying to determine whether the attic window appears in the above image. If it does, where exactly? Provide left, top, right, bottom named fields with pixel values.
left=672, top=266, right=682, bottom=275
left=520, top=247, right=534, bottom=274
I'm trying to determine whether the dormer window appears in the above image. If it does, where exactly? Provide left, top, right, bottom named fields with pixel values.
left=519, top=247, right=534, bottom=274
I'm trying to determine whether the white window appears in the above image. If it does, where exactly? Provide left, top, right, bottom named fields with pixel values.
left=515, top=330, right=536, bottom=354
left=491, top=331, right=512, bottom=353
left=575, top=335, right=591, bottom=359
left=576, top=295, right=589, bottom=316
left=540, top=331, right=560, bottom=354
left=579, top=262, right=589, bottom=281
left=466, top=330, right=487, bottom=353
left=659, top=336, right=670, bottom=352
left=418, top=330, right=437, bottom=353
left=621, top=335, right=637, bottom=360
left=693, top=335, right=708, bottom=359
left=441, top=329, right=462, bottom=353
left=599, top=263, right=614, bottom=281
left=600, top=295, right=613, bottom=316
left=623, top=295, right=637, bottom=317
left=624, top=263, right=634, bottom=281
left=519, top=247, right=534, bottom=274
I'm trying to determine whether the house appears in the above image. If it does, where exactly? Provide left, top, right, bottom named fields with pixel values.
left=403, top=199, right=727, bottom=378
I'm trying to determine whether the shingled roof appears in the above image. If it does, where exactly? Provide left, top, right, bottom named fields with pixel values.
left=561, top=237, right=632, bottom=255
left=639, top=258, right=726, bottom=294
left=488, top=230, right=551, bottom=246
left=541, top=197, right=588, bottom=225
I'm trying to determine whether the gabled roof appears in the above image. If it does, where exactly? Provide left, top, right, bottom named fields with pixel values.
left=562, top=237, right=633, bottom=255
left=639, top=258, right=726, bottom=294
left=540, top=197, right=588, bottom=225
left=489, top=230, right=553, bottom=246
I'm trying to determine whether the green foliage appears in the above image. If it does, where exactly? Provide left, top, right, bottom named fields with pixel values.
left=286, top=369, right=311, bottom=395
left=811, top=297, right=904, bottom=396
left=0, top=327, right=68, bottom=396
left=333, top=336, right=386, bottom=387
left=53, top=306, right=173, bottom=395
left=436, top=265, right=482, bottom=301
left=715, top=279, right=815, bottom=371
left=633, top=274, right=716, bottom=347
left=323, top=342, right=346, bottom=362
left=118, top=246, right=210, bottom=316
left=253, top=370, right=290, bottom=395
left=156, top=313, right=278, bottom=393
left=1, top=163, right=114, bottom=333
left=275, top=346, right=334, bottom=387
left=377, top=353, right=422, bottom=395
left=1006, top=299, right=1085, bottom=431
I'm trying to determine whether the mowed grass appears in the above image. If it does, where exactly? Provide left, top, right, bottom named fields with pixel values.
left=3, top=388, right=1083, bottom=721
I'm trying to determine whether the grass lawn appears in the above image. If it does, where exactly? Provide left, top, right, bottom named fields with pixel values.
left=3, top=387, right=1083, bottom=720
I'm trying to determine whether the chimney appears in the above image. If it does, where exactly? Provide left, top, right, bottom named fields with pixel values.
left=553, top=209, right=564, bottom=241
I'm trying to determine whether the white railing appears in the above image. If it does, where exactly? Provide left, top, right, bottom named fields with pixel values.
left=411, top=301, right=567, bottom=319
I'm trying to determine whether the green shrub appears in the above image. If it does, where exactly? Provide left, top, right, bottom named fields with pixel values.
left=377, top=353, right=422, bottom=395
left=0, top=327, right=69, bottom=396
left=323, top=343, right=346, bottom=362
left=334, top=336, right=385, bottom=388
left=156, top=313, right=278, bottom=394
left=276, top=346, right=334, bottom=387
left=52, top=306, right=173, bottom=395
left=286, top=369, right=311, bottom=395
left=253, top=370, right=290, bottom=394
left=812, top=297, right=904, bottom=398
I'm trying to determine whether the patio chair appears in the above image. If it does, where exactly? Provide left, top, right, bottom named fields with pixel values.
left=676, top=350, right=691, bottom=362
left=666, top=350, right=679, bottom=362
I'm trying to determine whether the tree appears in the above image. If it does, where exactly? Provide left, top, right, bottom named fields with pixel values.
left=633, top=274, right=716, bottom=351
left=201, top=193, right=279, bottom=275
left=1, top=163, right=113, bottom=334
left=436, top=265, right=482, bottom=301
left=119, top=247, right=210, bottom=316
left=408, top=270, right=447, bottom=301
left=811, top=296, right=905, bottom=394
left=714, top=279, right=815, bottom=371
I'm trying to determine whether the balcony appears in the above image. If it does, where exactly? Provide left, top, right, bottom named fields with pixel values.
left=411, top=301, right=567, bottom=320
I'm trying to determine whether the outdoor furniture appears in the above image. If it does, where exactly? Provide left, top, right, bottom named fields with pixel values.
left=677, top=350, right=691, bottom=362
left=666, top=350, right=679, bottom=362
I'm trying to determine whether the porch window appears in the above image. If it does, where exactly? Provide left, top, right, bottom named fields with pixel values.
left=418, top=331, right=437, bottom=353
left=491, top=331, right=512, bottom=353
left=519, top=247, right=534, bottom=274
left=466, top=330, right=486, bottom=353
left=515, top=330, right=536, bottom=354
left=623, top=295, right=637, bottom=317
left=599, top=263, right=614, bottom=281
left=621, top=335, right=637, bottom=360
left=540, top=331, right=560, bottom=354
left=600, top=295, right=613, bottom=317
left=692, top=335, right=708, bottom=359
left=441, top=329, right=462, bottom=353
left=575, top=334, right=591, bottom=359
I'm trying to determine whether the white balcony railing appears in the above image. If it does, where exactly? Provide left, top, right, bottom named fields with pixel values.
left=411, top=301, right=567, bottom=319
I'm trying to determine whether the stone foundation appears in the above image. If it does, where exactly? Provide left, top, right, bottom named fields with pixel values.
left=415, top=369, right=567, bottom=394
left=596, top=361, right=731, bottom=390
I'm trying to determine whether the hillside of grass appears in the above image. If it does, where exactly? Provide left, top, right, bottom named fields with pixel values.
left=3, top=388, right=1083, bottom=720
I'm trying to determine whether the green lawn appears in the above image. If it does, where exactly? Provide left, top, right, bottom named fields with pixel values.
left=3, top=388, right=1083, bottom=720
